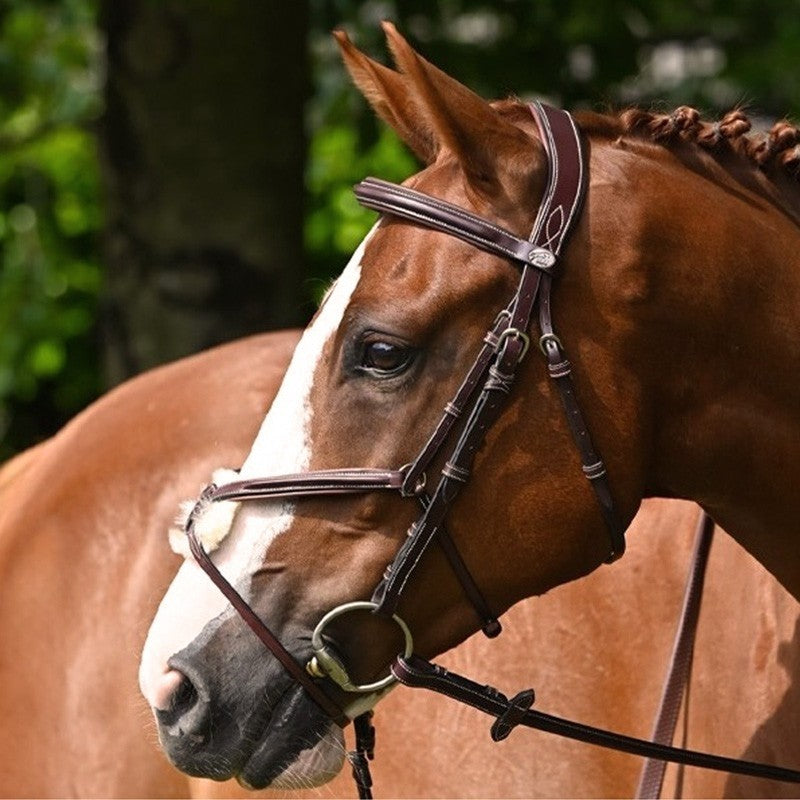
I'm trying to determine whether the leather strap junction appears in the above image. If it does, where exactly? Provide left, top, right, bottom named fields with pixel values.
left=181, top=102, right=800, bottom=794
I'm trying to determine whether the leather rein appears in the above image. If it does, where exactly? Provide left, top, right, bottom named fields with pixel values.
left=183, top=102, right=800, bottom=795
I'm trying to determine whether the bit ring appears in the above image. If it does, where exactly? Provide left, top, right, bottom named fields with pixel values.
left=307, top=601, right=413, bottom=693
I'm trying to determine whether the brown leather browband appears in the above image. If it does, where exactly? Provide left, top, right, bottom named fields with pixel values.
left=183, top=103, right=800, bottom=796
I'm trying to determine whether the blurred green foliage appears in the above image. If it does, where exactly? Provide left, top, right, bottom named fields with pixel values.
left=3, top=0, right=800, bottom=459
left=305, top=122, right=416, bottom=301
left=0, top=0, right=101, bottom=459
left=304, top=0, right=800, bottom=289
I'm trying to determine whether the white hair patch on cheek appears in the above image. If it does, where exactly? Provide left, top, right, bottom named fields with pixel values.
left=140, top=227, right=375, bottom=712
left=168, top=468, right=241, bottom=558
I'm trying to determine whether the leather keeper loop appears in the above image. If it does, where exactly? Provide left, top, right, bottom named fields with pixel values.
left=486, top=365, right=514, bottom=394
left=582, top=460, right=607, bottom=480
left=483, top=330, right=500, bottom=348
left=442, top=461, right=470, bottom=483
left=444, top=401, right=461, bottom=418
left=547, top=359, right=572, bottom=379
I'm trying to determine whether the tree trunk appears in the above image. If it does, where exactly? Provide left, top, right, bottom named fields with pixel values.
left=98, top=1, right=308, bottom=384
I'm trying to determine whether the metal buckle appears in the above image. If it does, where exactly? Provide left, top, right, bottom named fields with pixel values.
left=399, top=462, right=426, bottom=498
left=492, top=308, right=512, bottom=326
left=538, top=332, right=563, bottom=356
left=306, top=601, right=414, bottom=693
left=495, top=327, right=531, bottom=361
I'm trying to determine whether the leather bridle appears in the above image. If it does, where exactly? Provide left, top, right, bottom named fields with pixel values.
left=183, top=102, right=800, bottom=795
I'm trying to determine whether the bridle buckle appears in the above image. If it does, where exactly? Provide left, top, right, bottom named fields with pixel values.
left=496, top=327, right=531, bottom=362
left=538, top=332, right=563, bottom=356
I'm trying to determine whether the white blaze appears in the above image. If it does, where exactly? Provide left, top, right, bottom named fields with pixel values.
left=139, top=231, right=373, bottom=706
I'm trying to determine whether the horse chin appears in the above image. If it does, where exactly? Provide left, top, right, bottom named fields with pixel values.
left=237, top=686, right=346, bottom=790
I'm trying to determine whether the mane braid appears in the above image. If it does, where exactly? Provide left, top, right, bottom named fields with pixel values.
left=494, top=98, right=800, bottom=191
left=617, top=105, right=800, bottom=183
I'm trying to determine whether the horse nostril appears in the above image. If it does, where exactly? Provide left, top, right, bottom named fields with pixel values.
left=151, top=668, right=196, bottom=714
left=172, top=672, right=198, bottom=714
left=154, top=663, right=213, bottom=740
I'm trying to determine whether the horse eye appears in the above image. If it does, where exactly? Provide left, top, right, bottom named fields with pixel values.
left=361, top=340, right=412, bottom=375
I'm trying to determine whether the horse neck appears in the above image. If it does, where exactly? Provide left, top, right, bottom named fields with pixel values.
left=591, top=140, right=800, bottom=599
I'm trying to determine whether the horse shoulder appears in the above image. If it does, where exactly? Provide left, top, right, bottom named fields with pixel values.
left=0, top=441, right=48, bottom=528
left=0, top=330, right=306, bottom=798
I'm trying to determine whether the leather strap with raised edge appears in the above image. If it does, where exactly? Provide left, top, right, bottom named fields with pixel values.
left=206, top=468, right=404, bottom=504
left=636, top=511, right=715, bottom=798
left=528, top=102, right=586, bottom=256
left=185, top=491, right=349, bottom=728
left=538, top=279, right=627, bottom=561
left=205, top=468, right=500, bottom=635
left=392, top=654, right=800, bottom=785
left=533, top=102, right=627, bottom=561
left=355, top=177, right=556, bottom=270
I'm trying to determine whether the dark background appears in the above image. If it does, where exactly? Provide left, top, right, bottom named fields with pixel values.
left=1, top=0, right=798, bottom=460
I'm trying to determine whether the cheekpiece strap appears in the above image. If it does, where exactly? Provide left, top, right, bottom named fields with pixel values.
left=368, top=102, right=601, bottom=619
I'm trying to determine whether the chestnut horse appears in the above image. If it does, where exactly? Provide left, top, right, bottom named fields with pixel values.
left=138, top=24, right=800, bottom=796
left=0, top=331, right=798, bottom=797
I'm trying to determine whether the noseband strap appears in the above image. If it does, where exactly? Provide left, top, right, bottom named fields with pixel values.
left=204, top=468, right=404, bottom=503
left=184, top=491, right=349, bottom=727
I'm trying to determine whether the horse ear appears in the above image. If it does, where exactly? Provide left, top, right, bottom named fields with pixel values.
left=382, top=21, right=533, bottom=193
left=334, top=29, right=437, bottom=163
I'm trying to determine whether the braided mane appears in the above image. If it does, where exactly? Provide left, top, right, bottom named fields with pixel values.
left=618, top=107, right=800, bottom=178
left=558, top=104, right=800, bottom=221
left=496, top=100, right=800, bottom=187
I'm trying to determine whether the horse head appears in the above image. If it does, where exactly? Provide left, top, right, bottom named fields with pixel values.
left=139, top=23, right=800, bottom=790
